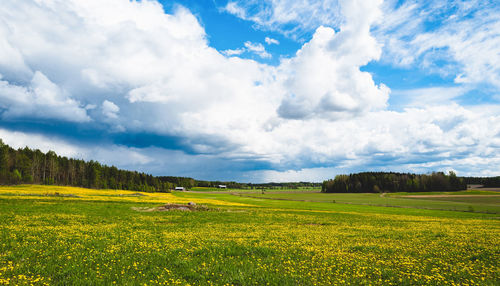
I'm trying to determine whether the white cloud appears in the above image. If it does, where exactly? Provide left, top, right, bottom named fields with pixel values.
left=375, top=0, right=500, bottom=89
left=0, top=0, right=498, bottom=181
left=222, top=41, right=272, bottom=59
left=102, top=100, right=120, bottom=119
left=0, top=71, right=90, bottom=122
left=390, top=86, right=468, bottom=108
left=223, top=1, right=248, bottom=20
left=224, top=0, right=500, bottom=92
left=221, top=48, right=245, bottom=56
left=244, top=41, right=271, bottom=59
left=276, top=0, right=388, bottom=119
left=0, top=128, right=81, bottom=158
left=2, top=98, right=499, bottom=181
left=0, top=23, right=32, bottom=80
left=265, top=37, right=279, bottom=45
left=0, top=128, right=152, bottom=167
left=223, top=0, right=342, bottom=39
left=256, top=103, right=500, bottom=177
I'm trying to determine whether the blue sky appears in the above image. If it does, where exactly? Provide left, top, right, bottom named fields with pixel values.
left=0, top=0, right=499, bottom=182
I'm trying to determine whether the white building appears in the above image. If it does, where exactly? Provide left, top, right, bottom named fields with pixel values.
left=218, top=185, right=227, bottom=189
left=175, top=187, right=185, bottom=191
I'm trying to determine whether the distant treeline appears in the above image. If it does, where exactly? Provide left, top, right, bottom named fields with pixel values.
left=462, top=176, right=500, bottom=187
left=0, top=140, right=321, bottom=192
left=0, top=140, right=179, bottom=192
left=322, top=172, right=467, bottom=193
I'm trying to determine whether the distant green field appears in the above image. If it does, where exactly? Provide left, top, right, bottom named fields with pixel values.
left=190, top=187, right=225, bottom=192
left=190, top=187, right=321, bottom=193
left=404, top=195, right=500, bottom=205
left=387, top=190, right=500, bottom=196
left=226, top=191, right=500, bottom=214
left=0, top=185, right=498, bottom=285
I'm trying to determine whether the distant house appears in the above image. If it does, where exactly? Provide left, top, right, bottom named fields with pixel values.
left=175, top=187, right=185, bottom=191
left=218, top=185, right=227, bottom=189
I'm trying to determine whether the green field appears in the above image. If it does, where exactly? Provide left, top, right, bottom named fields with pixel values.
left=190, top=187, right=321, bottom=193
left=230, top=190, right=500, bottom=214
left=190, top=187, right=226, bottom=192
left=0, top=185, right=498, bottom=285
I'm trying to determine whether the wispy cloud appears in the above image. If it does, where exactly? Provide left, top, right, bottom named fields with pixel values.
left=222, top=41, right=272, bottom=59
left=375, top=0, right=500, bottom=89
left=244, top=41, right=271, bottom=58
left=221, top=48, right=245, bottom=56
left=390, top=86, right=468, bottom=109
left=223, top=0, right=343, bottom=40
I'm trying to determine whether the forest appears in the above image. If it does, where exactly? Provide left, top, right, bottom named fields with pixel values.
left=322, top=171, right=467, bottom=193
left=0, top=139, right=202, bottom=192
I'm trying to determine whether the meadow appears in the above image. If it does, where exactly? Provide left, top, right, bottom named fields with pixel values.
left=0, top=185, right=498, bottom=285
left=232, top=190, right=500, bottom=214
left=189, top=187, right=321, bottom=193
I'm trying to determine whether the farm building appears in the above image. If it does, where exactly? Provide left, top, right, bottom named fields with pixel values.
left=218, top=185, right=227, bottom=189
left=174, top=187, right=185, bottom=191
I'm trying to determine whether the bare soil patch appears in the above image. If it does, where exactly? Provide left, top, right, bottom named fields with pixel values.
left=132, top=202, right=209, bottom=212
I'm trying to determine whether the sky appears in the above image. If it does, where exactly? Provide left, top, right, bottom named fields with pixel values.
left=0, top=0, right=499, bottom=182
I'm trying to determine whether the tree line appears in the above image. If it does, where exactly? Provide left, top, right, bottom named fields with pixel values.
left=0, top=139, right=321, bottom=191
left=322, top=171, right=467, bottom=193
left=0, top=139, right=196, bottom=192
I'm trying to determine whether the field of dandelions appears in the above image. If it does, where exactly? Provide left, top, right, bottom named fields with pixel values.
left=0, top=185, right=498, bottom=285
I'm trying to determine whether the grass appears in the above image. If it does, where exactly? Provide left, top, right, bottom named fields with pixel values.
left=190, top=187, right=321, bottom=193
left=0, top=185, right=498, bottom=285
left=386, top=190, right=500, bottom=196
left=404, top=196, right=500, bottom=205
left=190, top=187, right=226, bottom=192
left=227, top=191, right=500, bottom=214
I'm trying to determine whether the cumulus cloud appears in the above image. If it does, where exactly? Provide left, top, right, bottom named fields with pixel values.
left=258, top=103, right=500, bottom=176
left=0, top=71, right=90, bottom=122
left=102, top=100, right=120, bottom=119
left=276, top=0, right=388, bottom=120
left=0, top=0, right=280, bottom=151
